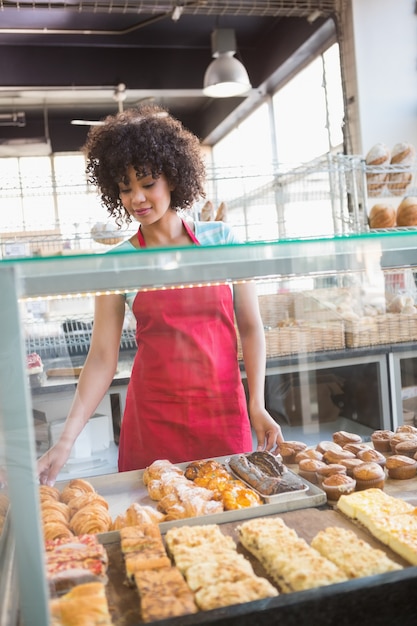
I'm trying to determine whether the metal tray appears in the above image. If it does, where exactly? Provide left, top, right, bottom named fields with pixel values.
left=57, top=455, right=326, bottom=538
left=225, top=456, right=310, bottom=504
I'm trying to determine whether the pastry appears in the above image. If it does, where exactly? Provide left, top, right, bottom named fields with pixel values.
left=316, top=464, right=347, bottom=484
left=316, top=440, right=343, bottom=455
left=392, top=440, right=417, bottom=459
left=311, top=526, right=402, bottom=578
left=297, top=459, right=327, bottom=484
left=339, top=458, right=365, bottom=477
left=194, top=576, right=278, bottom=611
left=279, top=441, right=307, bottom=464
left=112, top=502, right=165, bottom=530
left=321, top=474, right=356, bottom=502
left=352, top=462, right=385, bottom=490
left=67, top=493, right=109, bottom=519
left=371, top=430, right=394, bottom=452
left=332, top=431, right=362, bottom=447
left=60, top=479, right=96, bottom=505
left=134, top=566, right=198, bottom=622
left=49, top=581, right=112, bottom=626
left=143, top=459, right=184, bottom=485
left=237, top=517, right=348, bottom=592
left=385, top=454, right=417, bottom=479
left=184, top=553, right=255, bottom=591
left=39, top=485, right=61, bottom=503
left=357, top=448, right=386, bottom=467
left=294, top=448, right=324, bottom=463
left=337, top=489, right=417, bottom=565
left=43, top=521, right=74, bottom=542
left=42, top=500, right=71, bottom=523
left=323, top=448, right=356, bottom=464
left=69, top=504, right=112, bottom=535
left=342, top=442, right=370, bottom=455
left=390, top=432, right=417, bottom=453
left=45, top=534, right=108, bottom=587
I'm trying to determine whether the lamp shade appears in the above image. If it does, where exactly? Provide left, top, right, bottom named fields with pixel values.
left=203, top=29, right=252, bottom=98
left=203, top=53, right=252, bottom=97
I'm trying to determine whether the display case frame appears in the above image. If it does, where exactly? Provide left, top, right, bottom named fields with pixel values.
left=2, top=230, right=417, bottom=625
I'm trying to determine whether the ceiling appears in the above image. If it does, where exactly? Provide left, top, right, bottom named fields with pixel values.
left=0, top=1, right=341, bottom=153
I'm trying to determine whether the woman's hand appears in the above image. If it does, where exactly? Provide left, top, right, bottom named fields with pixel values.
left=249, top=405, right=284, bottom=454
left=37, top=439, right=73, bottom=486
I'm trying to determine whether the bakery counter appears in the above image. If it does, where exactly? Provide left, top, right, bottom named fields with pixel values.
left=51, top=466, right=417, bottom=626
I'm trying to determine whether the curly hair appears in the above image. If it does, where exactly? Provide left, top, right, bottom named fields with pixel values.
left=83, top=103, right=206, bottom=226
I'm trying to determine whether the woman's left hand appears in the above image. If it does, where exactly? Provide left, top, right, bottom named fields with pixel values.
left=249, top=406, right=284, bottom=454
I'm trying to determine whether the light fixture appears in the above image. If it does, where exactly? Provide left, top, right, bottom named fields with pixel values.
left=203, top=29, right=252, bottom=98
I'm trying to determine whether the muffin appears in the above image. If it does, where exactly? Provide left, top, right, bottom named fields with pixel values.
left=298, top=459, right=327, bottom=484
left=321, top=474, right=356, bottom=502
left=385, top=455, right=417, bottom=479
left=371, top=430, right=394, bottom=453
left=295, top=448, right=324, bottom=464
left=316, top=463, right=347, bottom=485
left=342, top=442, right=371, bottom=455
left=395, top=425, right=417, bottom=435
left=357, top=448, right=386, bottom=468
left=394, top=439, right=417, bottom=458
left=340, top=457, right=365, bottom=477
left=323, top=448, right=356, bottom=464
left=353, top=462, right=385, bottom=491
left=279, top=441, right=307, bottom=464
left=390, top=433, right=417, bottom=454
left=333, top=431, right=363, bottom=447
left=316, top=441, right=343, bottom=455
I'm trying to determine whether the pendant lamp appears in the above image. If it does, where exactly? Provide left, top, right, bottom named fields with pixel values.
left=203, top=29, right=252, bottom=98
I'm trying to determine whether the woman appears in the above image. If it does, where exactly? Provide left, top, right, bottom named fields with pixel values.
left=38, top=104, right=283, bottom=485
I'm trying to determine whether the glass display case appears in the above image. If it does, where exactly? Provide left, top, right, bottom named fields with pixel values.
left=2, top=230, right=417, bottom=625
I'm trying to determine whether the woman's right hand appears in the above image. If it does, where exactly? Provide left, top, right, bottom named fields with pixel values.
left=37, top=439, right=73, bottom=486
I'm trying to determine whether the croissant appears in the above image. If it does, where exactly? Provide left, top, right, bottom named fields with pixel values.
left=39, top=484, right=61, bottom=502
left=143, top=459, right=183, bottom=485
left=43, top=521, right=74, bottom=542
left=42, top=500, right=71, bottom=523
left=70, top=504, right=112, bottom=535
left=67, top=493, right=109, bottom=519
left=61, top=479, right=96, bottom=504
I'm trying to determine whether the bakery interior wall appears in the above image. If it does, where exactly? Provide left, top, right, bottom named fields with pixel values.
left=344, top=0, right=417, bottom=155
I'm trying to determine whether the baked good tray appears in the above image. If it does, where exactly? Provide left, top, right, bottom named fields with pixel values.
left=57, top=455, right=327, bottom=536
left=98, top=508, right=413, bottom=626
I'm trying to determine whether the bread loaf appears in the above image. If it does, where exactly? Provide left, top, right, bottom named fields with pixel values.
left=365, top=143, right=390, bottom=196
left=388, top=142, right=416, bottom=195
left=368, top=203, right=396, bottom=229
left=396, top=196, right=417, bottom=226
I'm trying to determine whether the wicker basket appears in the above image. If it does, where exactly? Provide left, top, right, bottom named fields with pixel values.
left=344, top=313, right=417, bottom=348
left=237, top=320, right=345, bottom=360
left=258, top=293, right=295, bottom=327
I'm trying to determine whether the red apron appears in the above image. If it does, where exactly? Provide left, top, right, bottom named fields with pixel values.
left=118, top=220, right=252, bottom=471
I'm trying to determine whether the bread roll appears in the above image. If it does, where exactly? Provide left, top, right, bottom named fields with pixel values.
left=396, top=196, right=417, bottom=226
left=368, top=203, right=397, bottom=229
